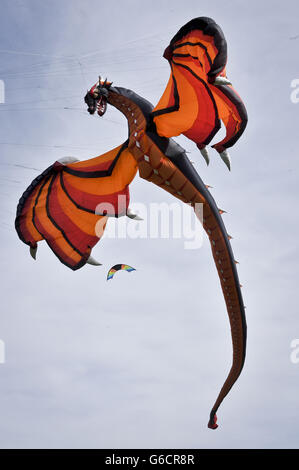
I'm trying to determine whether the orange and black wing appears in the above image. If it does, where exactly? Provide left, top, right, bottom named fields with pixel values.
left=15, top=141, right=137, bottom=270
left=152, top=17, right=247, bottom=153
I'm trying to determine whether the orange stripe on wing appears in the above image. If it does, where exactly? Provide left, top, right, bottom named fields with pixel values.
left=48, top=175, right=100, bottom=252
left=153, top=66, right=198, bottom=137
left=67, top=144, right=124, bottom=169
left=18, top=183, right=44, bottom=245
left=63, top=148, right=137, bottom=195
left=172, top=61, right=220, bottom=145
left=61, top=172, right=129, bottom=216
left=33, top=176, right=83, bottom=266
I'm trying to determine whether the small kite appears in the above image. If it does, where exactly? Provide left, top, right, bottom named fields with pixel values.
left=15, top=17, right=248, bottom=430
left=107, top=264, right=136, bottom=281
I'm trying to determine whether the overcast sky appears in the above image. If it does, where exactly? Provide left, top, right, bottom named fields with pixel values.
left=0, top=0, right=298, bottom=449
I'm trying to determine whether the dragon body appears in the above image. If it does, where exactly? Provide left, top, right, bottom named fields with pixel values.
left=15, top=17, right=248, bottom=429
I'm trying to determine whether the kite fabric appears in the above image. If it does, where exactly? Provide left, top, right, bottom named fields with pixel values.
left=15, top=143, right=137, bottom=269
left=107, top=264, right=136, bottom=280
left=152, top=16, right=248, bottom=156
left=15, top=17, right=248, bottom=430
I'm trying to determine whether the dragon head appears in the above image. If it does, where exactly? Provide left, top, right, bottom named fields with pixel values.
left=84, top=77, right=112, bottom=116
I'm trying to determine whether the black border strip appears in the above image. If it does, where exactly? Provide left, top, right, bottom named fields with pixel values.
left=60, top=172, right=127, bottom=218
left=172, top=60, right=221, bottom=144
left=15, top=165, right=54, bottom=245
left=42, top=173, right=89, bottom=271
left=29, top=173, right=86, bottom=270
left=168, top=17, right=227, bottom=79
left=45, top=174, right=84, bottom=257
left=60, top=140, right=129, bottom=216
left=60, top=172, right=95, bottom=214
left=31, top=174, right=53, bottom=240
left=212, top=85, right=248, bottom=149
left=173, top=42, right=212, bottom=68
left=63, top=140, right=129, bottom=178
left=151, top=64, right=180, bottom=118
left=0, top=449, right=293, bottom=464
left=172, top=53, right=203, bottom=68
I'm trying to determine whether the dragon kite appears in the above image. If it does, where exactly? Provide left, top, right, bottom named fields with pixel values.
left=15, top=17, right=248, bottom=429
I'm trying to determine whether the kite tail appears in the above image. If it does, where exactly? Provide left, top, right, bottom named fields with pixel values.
left=128, top=127, right=246, bottom=429
left=170, top=148, right=248, bottom=430
left=104, top=85, right=247, bottom=429
left=203, top=202, right=247, bottom=429
left=171, top=150, right=247, bottom=430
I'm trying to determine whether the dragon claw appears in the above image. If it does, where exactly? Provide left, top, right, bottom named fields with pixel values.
left=127, top=209, right=143, bottom=221
left=30, top=246, right=37, bottom=260
left=213, top=76, right=232, bottom=86
left=199, top=146, right=210, bottom=165
left=86, top=256, right=102, bottom=266
left=219, top=150, right=231, bottom=171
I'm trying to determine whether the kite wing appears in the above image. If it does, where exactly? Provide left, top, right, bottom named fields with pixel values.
left=107, top=264, right=136, bottom=280
left=15, top=142, right=137, bottom=270
left=151, top=17, right=247, bottom=156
